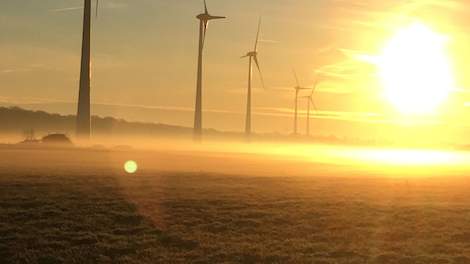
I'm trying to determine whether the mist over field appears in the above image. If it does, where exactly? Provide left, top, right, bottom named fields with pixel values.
left=2, top=143, right=470, bottom=263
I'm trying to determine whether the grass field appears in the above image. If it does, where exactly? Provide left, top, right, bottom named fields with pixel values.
left=2, top=146, right=470, bottom=263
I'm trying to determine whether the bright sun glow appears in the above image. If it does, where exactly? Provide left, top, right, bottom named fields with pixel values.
left=351, top=148, right=462, bottom=166
left=378, top=22, right=455, bottom=115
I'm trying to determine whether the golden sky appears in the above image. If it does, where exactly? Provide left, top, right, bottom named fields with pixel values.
left=1, top=0, right=470, bottom=144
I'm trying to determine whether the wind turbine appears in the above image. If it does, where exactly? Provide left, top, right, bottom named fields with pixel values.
left=193, top=0, right=225, bottom=140
left=292, top=70, right=311, bottom=135
left=302, top=81, right=319, bottom=137
left=76, top=0, right=99, bottom=140
left=241, top=18, right=265, bottom=137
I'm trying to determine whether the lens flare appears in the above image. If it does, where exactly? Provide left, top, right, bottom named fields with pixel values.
left=124, top=160, right=138, bottom=174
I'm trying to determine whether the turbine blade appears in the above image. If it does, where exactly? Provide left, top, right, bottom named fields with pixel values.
left=311, top=80, right=319, bottom=95
left=311, top=98, right=318, bottom=111
left=254, top=17, right=262, bottom=51
left=202, top=21, right=208, bottom=46
left=204, top=0, right=208, bottom=14
left=209, top=15, right=226, bottom=20
left=241, top=54, right=249, bottom=58
left=253, top=55, right=265, bottom=89
left=95, top=0, right=99, bottom=18
left=293, top=69, right=300, bottom=88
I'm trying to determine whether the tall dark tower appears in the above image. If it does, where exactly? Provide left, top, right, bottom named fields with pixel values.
left=193, top=15, right=205, bottom=140
left=193, top=1, right=225, bottom=141
left=241, top=19, right=264, bottom=138
left=76, top=0, right=92, bottom=139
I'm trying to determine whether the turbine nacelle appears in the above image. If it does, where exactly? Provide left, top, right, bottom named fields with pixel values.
left=242, top=51, right=258, bottom=58
left=197, top=0, right=225, bottom=21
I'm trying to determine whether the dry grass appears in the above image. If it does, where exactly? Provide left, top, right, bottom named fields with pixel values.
left=1, top=147, right=470, bottom=263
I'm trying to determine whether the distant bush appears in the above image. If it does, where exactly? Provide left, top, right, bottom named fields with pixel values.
left=0, top=106, right=191, bottom=137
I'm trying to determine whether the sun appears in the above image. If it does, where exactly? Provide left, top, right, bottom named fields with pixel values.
left=377, top=22, right=455, bottom=115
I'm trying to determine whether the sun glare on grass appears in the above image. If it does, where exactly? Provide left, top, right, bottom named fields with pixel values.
left=378, top=22, right=455, bottom=115
left=124, top=160, right=138, bottom=174
left=352, top=148, right=462, bottom=166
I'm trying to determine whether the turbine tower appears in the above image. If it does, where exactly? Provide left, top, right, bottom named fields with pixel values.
left=241, top=19, right=265, bottom=137
left=193, top=0, right=225, bottom=140
left=76, top=0, right=99, bottom=139
left=302, top=81, right=318, bottom=137
left=292, top=70, right=310, bottom=135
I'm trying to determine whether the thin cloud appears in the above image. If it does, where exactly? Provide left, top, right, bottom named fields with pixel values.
left=49, top=6, right=83, bottom=12
left=49, top=1, right=128, bottom=13
left=254, top=106, right=388, bottom=124
left=0, top=68, right=32, bottom=74
left=0, top=64, right=56, bottom=75
left=104, top=2, right=128, bottom=9
left=259, top=39, right=279, bottom=44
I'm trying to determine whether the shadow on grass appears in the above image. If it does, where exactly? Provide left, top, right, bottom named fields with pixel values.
left=0, top=171, right=197, bottom=263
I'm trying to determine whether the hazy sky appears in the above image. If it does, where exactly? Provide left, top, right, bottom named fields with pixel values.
left=2, top=0, right=470, bottom=142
